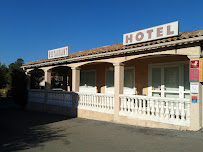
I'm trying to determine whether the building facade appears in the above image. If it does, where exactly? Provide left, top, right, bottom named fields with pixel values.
left=23, top=30, right=203, bottom=131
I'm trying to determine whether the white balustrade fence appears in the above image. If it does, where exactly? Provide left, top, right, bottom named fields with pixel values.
left=28, top=89, right=74, bottom=107
left=119, top=94, right=190, bottom=126
left=77, top=93, right=114, bottom=114
left=28, top=89, right=45, bottom=103
left=29, top=90, right=191, bottom=127
left=47, top=91, right=74, bottom=107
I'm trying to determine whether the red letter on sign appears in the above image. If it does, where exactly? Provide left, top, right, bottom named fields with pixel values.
left=157, top=27, right=163, bottom=37
left=147, top=29, right=153, bottom=39
left=125, top=34, right=133, bottom=44
left=167, top=25, right=174, bottom=35
left=136, top=32, right=144, bottom=41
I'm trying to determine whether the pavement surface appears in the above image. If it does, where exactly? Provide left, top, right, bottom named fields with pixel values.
left=1, top=103, right=203, bottom=152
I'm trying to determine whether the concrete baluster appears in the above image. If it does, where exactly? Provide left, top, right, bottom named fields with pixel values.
left=156, top=100, right=160, bottom=119
left=181, top=102, right=185, bottom=123
left=175, top=102, right=179, bottom=121
left=151, top=99, right=155, bottom=118
left=135, top=98, right=138, bottom=114
left=160, top=100, right=164, bottom=119
left=147, top=99, right=150, bottom=117
left=131, top=98, right=135, bottom=114
left=165, top=100, right=169, bottom=120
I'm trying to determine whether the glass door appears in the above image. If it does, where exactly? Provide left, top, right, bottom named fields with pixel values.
left=150, top=62, right=190, bottom=99
left=164, top=66, right=180, bottom=98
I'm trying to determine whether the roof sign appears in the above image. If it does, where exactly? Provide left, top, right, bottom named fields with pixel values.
left=48, top=46, right=69, bottom=59
left=123, top=21, right=179, bottom=45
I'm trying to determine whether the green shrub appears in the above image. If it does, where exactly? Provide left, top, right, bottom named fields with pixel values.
left=11, top=69, right=28, bottom=108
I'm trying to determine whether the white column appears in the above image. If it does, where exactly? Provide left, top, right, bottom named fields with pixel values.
left=62, top=74, right=68, bottom=91
left=72, top=67, right=80, bottom=92
left=188, top=55, right=202, bottom=130
left=113, top=63, right=124, bottom=122
left=26, top=72, right=31, bottom=89
left=44, top=69, right=52, bottom=90
left=25, top=69, right=33, bottom=89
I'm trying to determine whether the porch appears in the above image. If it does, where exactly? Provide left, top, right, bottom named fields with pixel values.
left=25, top=45, right=203, bottom=131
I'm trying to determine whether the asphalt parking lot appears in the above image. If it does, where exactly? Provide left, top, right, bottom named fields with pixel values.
left=1, top=105, right=203, bottom=152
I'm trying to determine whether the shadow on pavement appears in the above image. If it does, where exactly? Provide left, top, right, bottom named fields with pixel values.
left=0, top=103, right=73, bottom=152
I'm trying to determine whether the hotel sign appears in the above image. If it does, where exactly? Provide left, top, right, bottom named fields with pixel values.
left=123, top=21, right=179, bottom=45
left=48, top=46, right=69, bottom=59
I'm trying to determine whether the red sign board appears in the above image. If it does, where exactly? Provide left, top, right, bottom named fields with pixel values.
left=190, top=60, right=199, bottom=68
left=192, top=96, right=197, bottom=103
left=189, top=68, right=199, bottom=82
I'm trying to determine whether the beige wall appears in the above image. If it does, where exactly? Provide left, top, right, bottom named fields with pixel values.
left=125, top=55, right=189, bottom=95
left=78, top=109, right=114, bottom=122
left=80, top=63, right=113, bottom=93
left=79, top=55, right=189, bottom=95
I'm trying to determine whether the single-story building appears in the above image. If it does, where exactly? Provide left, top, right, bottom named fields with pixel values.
left=22, top=22, right=203, bottom=131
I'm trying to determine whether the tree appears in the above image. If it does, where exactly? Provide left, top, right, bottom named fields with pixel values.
left=30, top=69, right=44, bottom=89
left=7, top=58, right=25, bottom=88
left=9, top=58, right=28, bottom=108
left=0, top=62, right=8, bottom=89
left=11, top=69, right=27, bottom=108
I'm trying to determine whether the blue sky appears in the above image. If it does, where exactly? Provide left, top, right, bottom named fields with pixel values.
left=0, top=0, right=202, bottom=66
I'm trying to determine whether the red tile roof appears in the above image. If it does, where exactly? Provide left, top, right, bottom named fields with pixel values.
left=24, top=30, right=203, bottom=66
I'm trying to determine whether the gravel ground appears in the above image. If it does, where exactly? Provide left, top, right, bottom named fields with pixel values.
left=0, top=105, right=203, bottom=152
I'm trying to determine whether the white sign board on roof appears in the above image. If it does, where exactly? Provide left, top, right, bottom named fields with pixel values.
left=123, top=21, right=179, bottom=45
left=48, top=46, right=69, bottom=59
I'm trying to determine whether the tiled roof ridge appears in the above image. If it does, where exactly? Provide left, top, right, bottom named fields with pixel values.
left=23, top=30, right=203, bottom=66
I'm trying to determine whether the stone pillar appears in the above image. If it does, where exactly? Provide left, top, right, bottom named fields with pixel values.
left=188, top=55, right=202, bottom=130
left=72, top=67, right=80, bottom=92
left=113, top=63, right=124, bottom=122
left=44, top=69, right=52, bottom=90
left=25, top=69, right=34, bottom=89
left=62, top=74, right=68, bottom=91
left=26, top=72, right=31, bottom=89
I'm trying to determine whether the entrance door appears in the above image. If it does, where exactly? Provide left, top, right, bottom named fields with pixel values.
left=149, top=61, right=190, bottom=98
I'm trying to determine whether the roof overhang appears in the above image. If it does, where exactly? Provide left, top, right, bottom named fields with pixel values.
left=22, top=36, right=203, bottom=69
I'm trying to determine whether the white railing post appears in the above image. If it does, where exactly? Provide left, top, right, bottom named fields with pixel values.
left=160, top=100, right=164, bottom=119
left=170, top=102, right=175, bottom=121
left=181, top=102, right=185, bottom=123
left=155, top=100, right=159, bottom=119
left=186, top=102, right=190, bottom=124
left=131, top=98, right=135, bottom=114
left=127, top=98, right=131, bottom=114
left=146, top=98, right=150, bottom=117
left=124, top=97, right=127, bottom=113
left=120, top=96, right=124, bottom=113
left=138, top=99, right=142, bottom=115
left=165, top=100, right=169, bottom=120
left=175, top=102, right=180, bottom=122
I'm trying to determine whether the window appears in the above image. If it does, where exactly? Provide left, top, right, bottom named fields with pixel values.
left=149, top=61, right=190, bottom=99
left=105, top=67, right=135, bottom=94
left=105, top=69, right=114, bottom=94
left=164, top=67, right=179, bottom=91
left=124, top=68, right=135, bottom=94
left=152, top=68, right=161, bottom=91
left=80, top=70, right=96, bottom=93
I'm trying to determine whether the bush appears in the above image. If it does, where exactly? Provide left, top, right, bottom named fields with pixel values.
left=11, top=69, right=28, bottom=109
